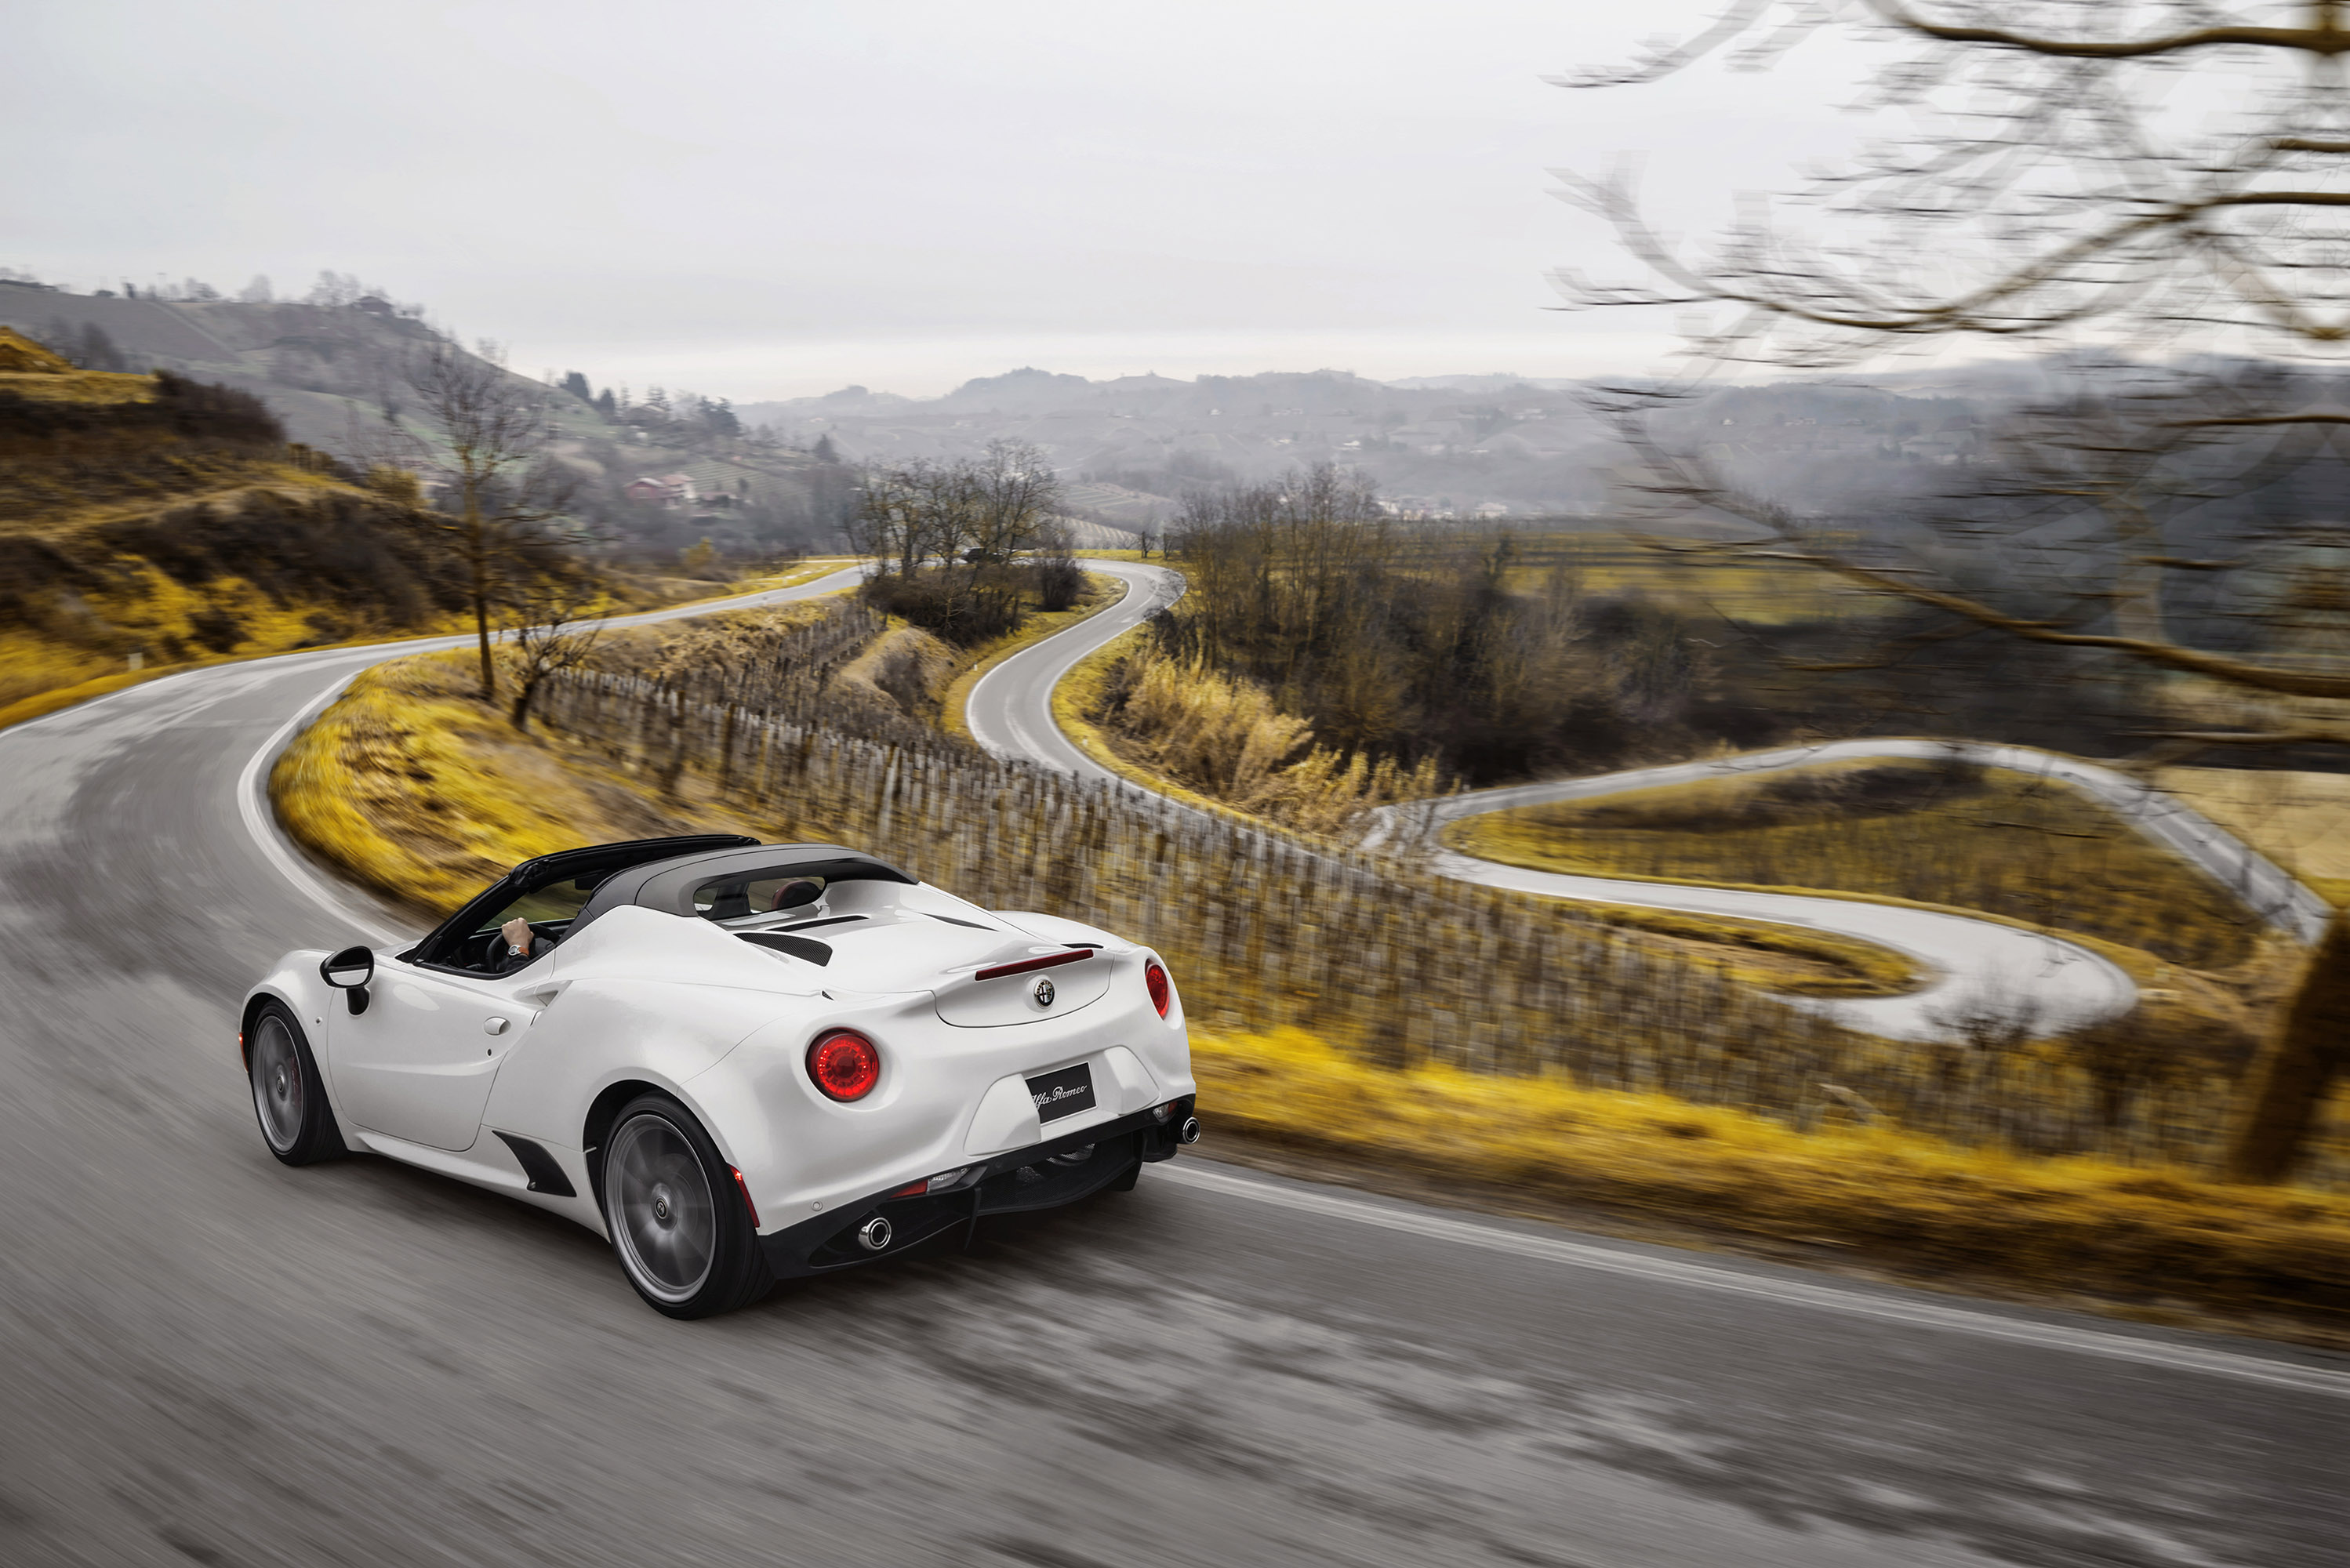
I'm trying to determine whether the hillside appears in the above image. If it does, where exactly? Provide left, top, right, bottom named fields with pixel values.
left=0, top=280, right=844, bottom=562
left=0, top=327, right=474, bottom=717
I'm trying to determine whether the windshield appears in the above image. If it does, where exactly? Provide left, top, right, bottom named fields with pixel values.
left=474, top=872, right=604, bottom=931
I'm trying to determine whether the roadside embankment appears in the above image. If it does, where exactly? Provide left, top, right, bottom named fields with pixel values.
left=1191, top=1030, right=2350, bottom=1345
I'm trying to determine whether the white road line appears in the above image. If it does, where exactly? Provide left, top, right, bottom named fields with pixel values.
left=234, top=670, right=408, bottom=947
left=1156, top=1161, right=2350, bottom=1398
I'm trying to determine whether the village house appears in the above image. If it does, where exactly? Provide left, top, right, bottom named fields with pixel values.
left=623, top=473, right=698, bottom=509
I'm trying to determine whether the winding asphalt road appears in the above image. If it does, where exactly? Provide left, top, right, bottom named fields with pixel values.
left=972, top=564, right=2321, bottom=1041
left=2, top=564, right=2346, bottom=1566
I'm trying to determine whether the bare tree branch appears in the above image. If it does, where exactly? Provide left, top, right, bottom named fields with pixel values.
left=1869, top=0, right=2350, bottom=62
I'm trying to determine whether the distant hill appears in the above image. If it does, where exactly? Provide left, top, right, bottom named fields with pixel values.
left=735, top=365, right=1627, bottom=521
left=0, top=280, right=844, bottom=561
left=735, top=361, right=2018, bottom=521
left=0, top=275, right=2051, bottom=532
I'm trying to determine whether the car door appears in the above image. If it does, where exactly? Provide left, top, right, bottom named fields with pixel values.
left=331, top=956, right=530, bottom=1151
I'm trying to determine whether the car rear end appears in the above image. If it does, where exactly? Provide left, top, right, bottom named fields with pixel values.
left=684, top=916, right=1196, bottom=1276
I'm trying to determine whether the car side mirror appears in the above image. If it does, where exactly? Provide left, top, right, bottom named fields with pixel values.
left=321, top=946, right=374, bottom=1015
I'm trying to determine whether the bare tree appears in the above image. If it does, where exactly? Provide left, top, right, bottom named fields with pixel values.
left=850, top=444, right=1066, bottom=641
left=1566, top=2, right=2350, bottom=1181
left=382, top=339, right=576, bottom=698
left=851, top=458, right=953, bottom=579
left=967, top=439, right=1061, bottom=564
left=1556, top=1, right=2350, bottom=366
left=503, top=581, right=607, bottom=732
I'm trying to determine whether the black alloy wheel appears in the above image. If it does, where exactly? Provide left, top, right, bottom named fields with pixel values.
left=598, top=1093, right=773, bottom=1319
left=246, top=1002, right=347, bottom=1166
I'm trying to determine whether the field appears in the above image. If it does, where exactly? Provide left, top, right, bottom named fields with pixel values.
left=1446, top=757, right=2269, bottom=972
left=2159, top=766, right=2350, bottom=909
left=1397, top=530, right=1883, bottom=624
left=1090, top=532, right=1885, bottom=625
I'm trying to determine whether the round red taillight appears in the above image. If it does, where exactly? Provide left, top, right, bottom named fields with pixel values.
left=807, top=1030, right=881, bottom=1102
left=1144, top=961, right=1171, bottom=1018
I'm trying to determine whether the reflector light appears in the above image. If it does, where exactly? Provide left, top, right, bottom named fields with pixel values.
left=1144, top=961, right=1171, bottom=1018
left=888, top=1164, right=979, bottom=1199
left=731, top=1166, right=761, bottom=1227
left=975, top=949, right=1093, bottom=982
left=807, top=1030, right=881, bottom=1102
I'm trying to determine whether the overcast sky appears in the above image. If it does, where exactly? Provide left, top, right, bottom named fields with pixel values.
left=11, top=2, right=1891, bottom=399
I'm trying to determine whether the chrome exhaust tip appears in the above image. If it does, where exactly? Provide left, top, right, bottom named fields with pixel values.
left=856, top=1215, right=893, bottom=1252
left=1177, top=1116, right=1202, bottom=1145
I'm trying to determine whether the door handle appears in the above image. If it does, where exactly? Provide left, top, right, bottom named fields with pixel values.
left=484, top=1017, right=510, bottom=1036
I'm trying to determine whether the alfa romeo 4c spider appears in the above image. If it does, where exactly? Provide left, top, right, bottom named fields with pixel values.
left=241, top=835, right=1199, bottom=1317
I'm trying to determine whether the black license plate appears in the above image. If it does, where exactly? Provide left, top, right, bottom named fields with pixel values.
left=1027, top=1062, right=1096, bottom=1123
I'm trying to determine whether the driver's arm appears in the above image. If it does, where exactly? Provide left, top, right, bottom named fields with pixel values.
left=495, top=917, right=550, bottom=971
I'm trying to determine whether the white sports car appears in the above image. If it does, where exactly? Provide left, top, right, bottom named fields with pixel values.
left=242, top=835, right=1199, bottom=1317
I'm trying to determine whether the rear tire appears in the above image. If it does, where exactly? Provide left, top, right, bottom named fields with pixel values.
left=599, top=1093, right=772, bottom=1319
left=247, top=1002, right=347, bottom=1165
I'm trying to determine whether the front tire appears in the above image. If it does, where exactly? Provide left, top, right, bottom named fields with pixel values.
left=599, top=1094, right=772, bottom=1319
left=247, top=1002, right=347, bottom=1165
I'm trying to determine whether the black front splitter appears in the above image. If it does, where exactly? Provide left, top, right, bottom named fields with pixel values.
left=757, top=1100, right=1193, bottom=1281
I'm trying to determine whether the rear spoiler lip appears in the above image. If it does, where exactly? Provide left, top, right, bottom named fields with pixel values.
left=973, top=949, right=1096, bottom=983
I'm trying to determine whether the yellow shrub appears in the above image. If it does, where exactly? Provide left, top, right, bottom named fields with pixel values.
left=1113, top=646, right=1442, bottom=834
left=1193, top=1028, right=2350, bottom=1325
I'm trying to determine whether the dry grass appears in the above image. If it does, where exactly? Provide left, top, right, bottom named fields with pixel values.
left=0, top=560, right=475, bottom=712
left=0, top=368, right=158, bottom=406
left=1052, top=626, right=1261, bottom=826
left=1449, top=758, right=2265, bottom=971
left=2158, top=767, right=2350, bottom=902
left=829, top=622, right=960, bottom=725
left=1192, top=1028, right=2350, bottom=1338
left=271, top=650, right=771, bottom=920
left=1099, top=642, right=1444, bottom=835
